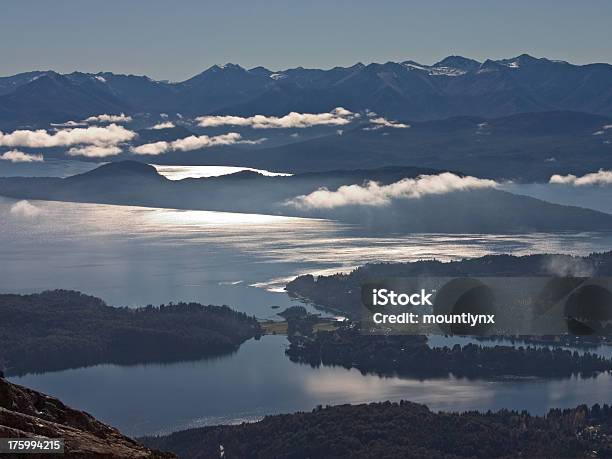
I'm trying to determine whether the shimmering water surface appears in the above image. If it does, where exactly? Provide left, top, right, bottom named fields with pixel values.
left=1, top=173, right=612, bottom=437
left=3, top=196, right=612, bottom=316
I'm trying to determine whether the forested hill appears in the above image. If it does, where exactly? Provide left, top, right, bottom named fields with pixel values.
left=287, top=251, right=612, bottom=318
left=0, top=290, right=262, bottom=376
left=142, top=401, right=612, bottom=458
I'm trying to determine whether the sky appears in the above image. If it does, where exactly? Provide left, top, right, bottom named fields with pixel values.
left=1, top=0, right=611, bottom=81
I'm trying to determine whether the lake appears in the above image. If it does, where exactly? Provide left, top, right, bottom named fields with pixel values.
left=3, top=196, right=612, bottom=317
left=9, top=335, right=612, bottom=437
left=2, top=169, right=612, bottom=438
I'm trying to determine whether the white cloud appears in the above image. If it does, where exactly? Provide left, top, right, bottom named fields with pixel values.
left=366, top=117, right=410, bottom=129
left=68, top=145, right=122, bottom=158
left=549, top=169, right=612, bottom=186
left=84, top=113, right=132, bottom=124
left=0, top=150, right=44, bottom=163
left=149, top=121, right=175, bottom=130
left=160, top=113, right=169, bottom=119
left=0, top=124, right=136, bottom=149
left=196, top=107, right=358, bottom=129
left=50, top=121, right=87, bottom=128
left=131, top=132, right=265, bottom=155
left=131, top=141, right=169, bottom=155
left=9, top=200, right=42, bottom=218
left=604, top=124, right=612, bottom=130
left=286, top=173, right=498, bottom=209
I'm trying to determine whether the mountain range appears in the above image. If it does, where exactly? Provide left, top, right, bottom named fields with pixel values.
left=2, top=54, right=612, bottom=128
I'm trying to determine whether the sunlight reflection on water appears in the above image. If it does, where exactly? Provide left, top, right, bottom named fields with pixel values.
left=152, top=164, right=292, bottom=180
left=2, top=196, right=612, bottom=311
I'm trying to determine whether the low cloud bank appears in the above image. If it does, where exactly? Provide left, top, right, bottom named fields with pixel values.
left=0, top=124, right=135, bottom=149
left=0, top=124, right=136, bottom=158
left=150, top=121, right=175, bottom=130
left=9, top=200, right=42, bottom=218
left=549, top=170, right=612, bottom=186
left=84, top=113, right=132, bottom=124
left=131, top=132, right=265, bottom=155
left=196, top=107, right=358, bottom=129
left=0, top=150, right=44, bottom=163
left=365, top=117, right=410, bottom=130
left=286, top=173, right=497, bottom=209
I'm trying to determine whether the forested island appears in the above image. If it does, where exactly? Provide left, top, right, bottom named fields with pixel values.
left=285, top=324, right=612, bottom=379
left=0, top=290, right=262, bottom=376
left=286, top=251, right=612, bottom=319
left=143, top=401, right=612, bottom=458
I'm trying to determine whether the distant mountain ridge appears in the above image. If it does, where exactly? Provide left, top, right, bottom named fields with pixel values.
left=2, top=161, right=612, bottom=234
left=1, top=54, right=612, bottom=127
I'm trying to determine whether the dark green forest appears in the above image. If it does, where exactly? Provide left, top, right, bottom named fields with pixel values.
left=0, top=290, right=262, bottom=375
left=286, top=324, right=612, bottom=379
left=143, top=401, right=612, bottom=458
left=287, top=251, right=612, bottom=318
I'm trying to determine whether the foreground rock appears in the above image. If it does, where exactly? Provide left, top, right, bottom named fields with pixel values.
left=0, top=377, right=175, bottom=458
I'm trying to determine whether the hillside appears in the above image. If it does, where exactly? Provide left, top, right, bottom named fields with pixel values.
left=143, top=401, right=612, bottom=458
left=209, top=111, right=612, bottom=180
left=286, top=252, right=612, bottom=318
left=0, top=376, right=175, bottom=458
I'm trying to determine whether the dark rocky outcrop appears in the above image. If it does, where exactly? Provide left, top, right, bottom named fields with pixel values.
left=0, top=377, right=175, bottom=458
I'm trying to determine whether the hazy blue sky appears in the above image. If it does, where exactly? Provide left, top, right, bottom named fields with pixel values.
left=1, top=0, right=611, bottom=80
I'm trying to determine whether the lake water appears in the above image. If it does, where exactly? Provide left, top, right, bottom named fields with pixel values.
left=2, top=170, right=612, bottom=437
left=9, top=335, right=612, bottom=437
left=3, top=196, right=612, bottom=317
